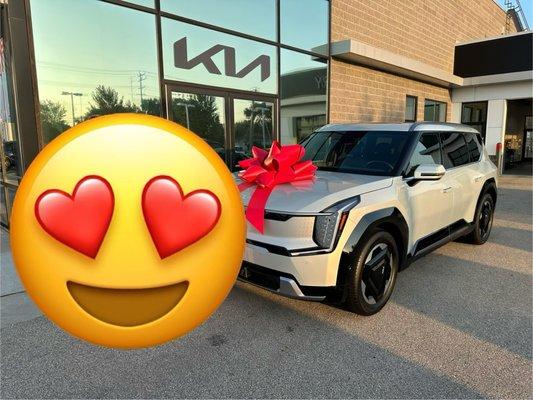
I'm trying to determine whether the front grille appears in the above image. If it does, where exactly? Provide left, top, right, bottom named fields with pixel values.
left=239, top=262, right=280, bottom=291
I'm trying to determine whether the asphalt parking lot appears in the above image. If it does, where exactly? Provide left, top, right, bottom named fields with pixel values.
left=1, top=174, right=531, bottom=399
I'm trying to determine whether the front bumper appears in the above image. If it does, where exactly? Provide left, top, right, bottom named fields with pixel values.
left=243, top=241, right=342, bottom=287
left=239, top=261, right=329, bottom=301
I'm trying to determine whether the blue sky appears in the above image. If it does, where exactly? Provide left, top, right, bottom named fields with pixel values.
left=497, top=0, right=533, bottom=28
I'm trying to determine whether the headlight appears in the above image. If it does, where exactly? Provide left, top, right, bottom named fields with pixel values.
left=313, top=196, right=360, bottom=249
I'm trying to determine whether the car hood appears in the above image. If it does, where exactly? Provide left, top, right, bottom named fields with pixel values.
left=236, top=170, right=392, bottom=213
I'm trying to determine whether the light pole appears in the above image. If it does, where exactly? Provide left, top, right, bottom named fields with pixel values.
left=176, top=102, right=195, bottom=130
left=254, top=104, right=270, bottom=146
left=61, top=91, right=83, bottom=125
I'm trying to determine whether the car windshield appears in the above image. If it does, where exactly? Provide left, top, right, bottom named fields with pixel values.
left=300, top=130, right=410, bottom=176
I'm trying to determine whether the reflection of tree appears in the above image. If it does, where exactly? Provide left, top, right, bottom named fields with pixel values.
left=84, top=85, right=137, bottom=119
left=234, top=101, right=272, bottom=154
left=171, top=94, right=224, bottom=147
left=141, top=98, right=161, bottom=116
left=40, top=100, right=70, bottom=143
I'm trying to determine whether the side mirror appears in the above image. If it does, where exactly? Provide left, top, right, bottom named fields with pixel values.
left=413, top=164, right=446, bottom=180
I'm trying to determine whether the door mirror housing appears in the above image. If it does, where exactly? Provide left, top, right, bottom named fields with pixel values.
left=413, top=164, right=446, bottom=180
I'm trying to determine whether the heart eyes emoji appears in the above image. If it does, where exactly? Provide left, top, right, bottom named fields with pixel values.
left=34, top=175, right=221, bottom=259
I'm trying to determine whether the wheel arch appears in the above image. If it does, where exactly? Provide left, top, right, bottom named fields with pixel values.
left=482, top=178, right=497, bottom=204
left=336, top=207, right=409, bottom=298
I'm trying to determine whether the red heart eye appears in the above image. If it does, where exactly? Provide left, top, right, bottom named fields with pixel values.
left=35, top=176, right=114, bottom=258
left=142, top=176, right=221, bottom=259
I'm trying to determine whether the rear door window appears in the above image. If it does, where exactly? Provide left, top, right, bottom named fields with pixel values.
left=440, top=132, right=469, bottom=168
left=464, top=132, right=482, bottom=162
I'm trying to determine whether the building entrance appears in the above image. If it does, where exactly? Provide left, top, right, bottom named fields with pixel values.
left=166, top=84, right=276, bottom=171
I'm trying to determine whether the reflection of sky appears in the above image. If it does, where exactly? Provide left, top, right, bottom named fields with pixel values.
left=30, top=0, right=329, bottom=123
left=161, top=0, right=276, bottom=41
left=31, top=0, right=159, bottom=123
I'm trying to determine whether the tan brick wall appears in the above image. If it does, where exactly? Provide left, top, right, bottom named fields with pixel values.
left=329, top=0, right=513, bottom=124
left=329, top=62, right=451, bottom=123
left=331, top=0, right=513, bottom=73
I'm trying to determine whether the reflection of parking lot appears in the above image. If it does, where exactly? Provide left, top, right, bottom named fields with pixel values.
left=1, top=175, right=531, bottom=398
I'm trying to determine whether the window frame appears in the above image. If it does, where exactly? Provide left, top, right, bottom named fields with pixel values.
left=461, top=101, right=488, bottom=142
left=424, top=99, right=447, bottom=122
left=405, top=95, right=418, bottom=122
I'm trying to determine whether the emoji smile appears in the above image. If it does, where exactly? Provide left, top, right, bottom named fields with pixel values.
left=67, top=281, right=188, bottom=327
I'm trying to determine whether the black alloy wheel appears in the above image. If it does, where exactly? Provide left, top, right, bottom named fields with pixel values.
left=464, top=192, right=495, bottom=245
left=345, top=229, right=399, bottom=315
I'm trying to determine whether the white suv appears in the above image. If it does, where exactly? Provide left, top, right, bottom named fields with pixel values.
left=238, top=122, right=497, bottom=315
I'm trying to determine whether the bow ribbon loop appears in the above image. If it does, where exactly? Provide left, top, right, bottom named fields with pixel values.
left=238, top=141, right=317, bottom=233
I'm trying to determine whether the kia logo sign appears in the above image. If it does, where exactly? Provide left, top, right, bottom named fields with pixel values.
left=173, top=37, right=271, bottom=81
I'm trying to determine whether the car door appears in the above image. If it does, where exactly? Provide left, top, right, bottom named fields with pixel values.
left=461, top=132, right=485, bottom=222
left=440, top=132, right=474, bottom=224
left=403, top=132, right=453, bottom=245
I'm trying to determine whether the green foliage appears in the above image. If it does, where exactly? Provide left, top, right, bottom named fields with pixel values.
left=39, top=100, right=70, bottom=143
left=170, top=94, right=225, bottom=148
left=84, top=85, right=138, bottom=119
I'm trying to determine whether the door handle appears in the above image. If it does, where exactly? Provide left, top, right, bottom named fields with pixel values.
left=442, top=187, right=452, bottom=193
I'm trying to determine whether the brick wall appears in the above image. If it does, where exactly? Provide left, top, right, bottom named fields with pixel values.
left=331, top=0, right=512, bottom=73
left=329, top=62, right=451, bottom=123
left=329, top=0, right=513, bottom=124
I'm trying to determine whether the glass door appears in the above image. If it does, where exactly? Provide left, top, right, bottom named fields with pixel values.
left=167, top=85, right=277, bottom=171
left=167, top=86, right=228, bottom=164
left=231, top=97, right=275, bottom=169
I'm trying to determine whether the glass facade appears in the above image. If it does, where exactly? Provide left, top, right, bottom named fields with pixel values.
left=27, top=0, right=329, bottom=158
left=1, top=0, right=330, bottom=225
left=161, top=0, right=276, bottom=40
left=162, top=18, right=277, bottom=94
left=30, top=0, right=161, bottom=144
left=281, top=0, right=329, bottom=55
left=1, top=4, right=21, bottom=227
left=280, top=49, right=327, bottom=143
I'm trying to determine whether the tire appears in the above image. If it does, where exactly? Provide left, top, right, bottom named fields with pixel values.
left=345, top=229, right=399, bottom=315
left=463, top=192, right=495, bottom=245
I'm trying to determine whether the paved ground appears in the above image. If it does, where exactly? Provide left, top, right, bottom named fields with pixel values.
left=1, top=174, right=531, bottom=399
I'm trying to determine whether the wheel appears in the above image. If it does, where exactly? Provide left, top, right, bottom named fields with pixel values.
left=345, top=229, right=399, bottom=315
left=464, top=192, right=495, bottom=245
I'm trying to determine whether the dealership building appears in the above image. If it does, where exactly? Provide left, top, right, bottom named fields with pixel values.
left=0, top=0, right=531, bottom=227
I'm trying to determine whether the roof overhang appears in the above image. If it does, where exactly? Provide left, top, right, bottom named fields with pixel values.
left=329, top=39, right=464, bottom=88
left=462, top=70, right=532, bottom=87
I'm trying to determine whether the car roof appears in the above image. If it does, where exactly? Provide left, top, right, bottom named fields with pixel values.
left=316, top=122, right=480, bottom=133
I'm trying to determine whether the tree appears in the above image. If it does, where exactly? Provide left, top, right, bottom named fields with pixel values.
left=40, top=100, right=70, bottom=143
left=234, top=101, right=272, bottom=152
left=171, top=94, right=224, bottom=146
left=84, top=85, right=138, bottom=119
left=141, top=98, right=161, bottom=116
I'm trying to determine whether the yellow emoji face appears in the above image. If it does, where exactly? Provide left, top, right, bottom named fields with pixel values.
left=10, top=114, right=245, bottom=348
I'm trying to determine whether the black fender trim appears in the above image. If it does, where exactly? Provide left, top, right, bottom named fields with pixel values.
left=334, top=208, right=409, bottom=301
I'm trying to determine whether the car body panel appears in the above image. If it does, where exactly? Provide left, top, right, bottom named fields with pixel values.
left=238, top=122, right=498, bottom=292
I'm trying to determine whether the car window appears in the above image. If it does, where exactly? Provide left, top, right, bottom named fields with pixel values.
left=464, top=132, right=482, bottom=162
left=301, top=130, right=410, bottom=176
left=440, top=132, right=469, bottom=168
left=405, top=133, right=441, bottom=177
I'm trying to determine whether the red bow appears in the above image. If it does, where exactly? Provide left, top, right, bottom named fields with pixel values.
left=238, top=141, right=317, bottom=233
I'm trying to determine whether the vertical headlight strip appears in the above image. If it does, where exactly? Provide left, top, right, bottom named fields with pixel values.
left=312, top=196, right=361, bottom=250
